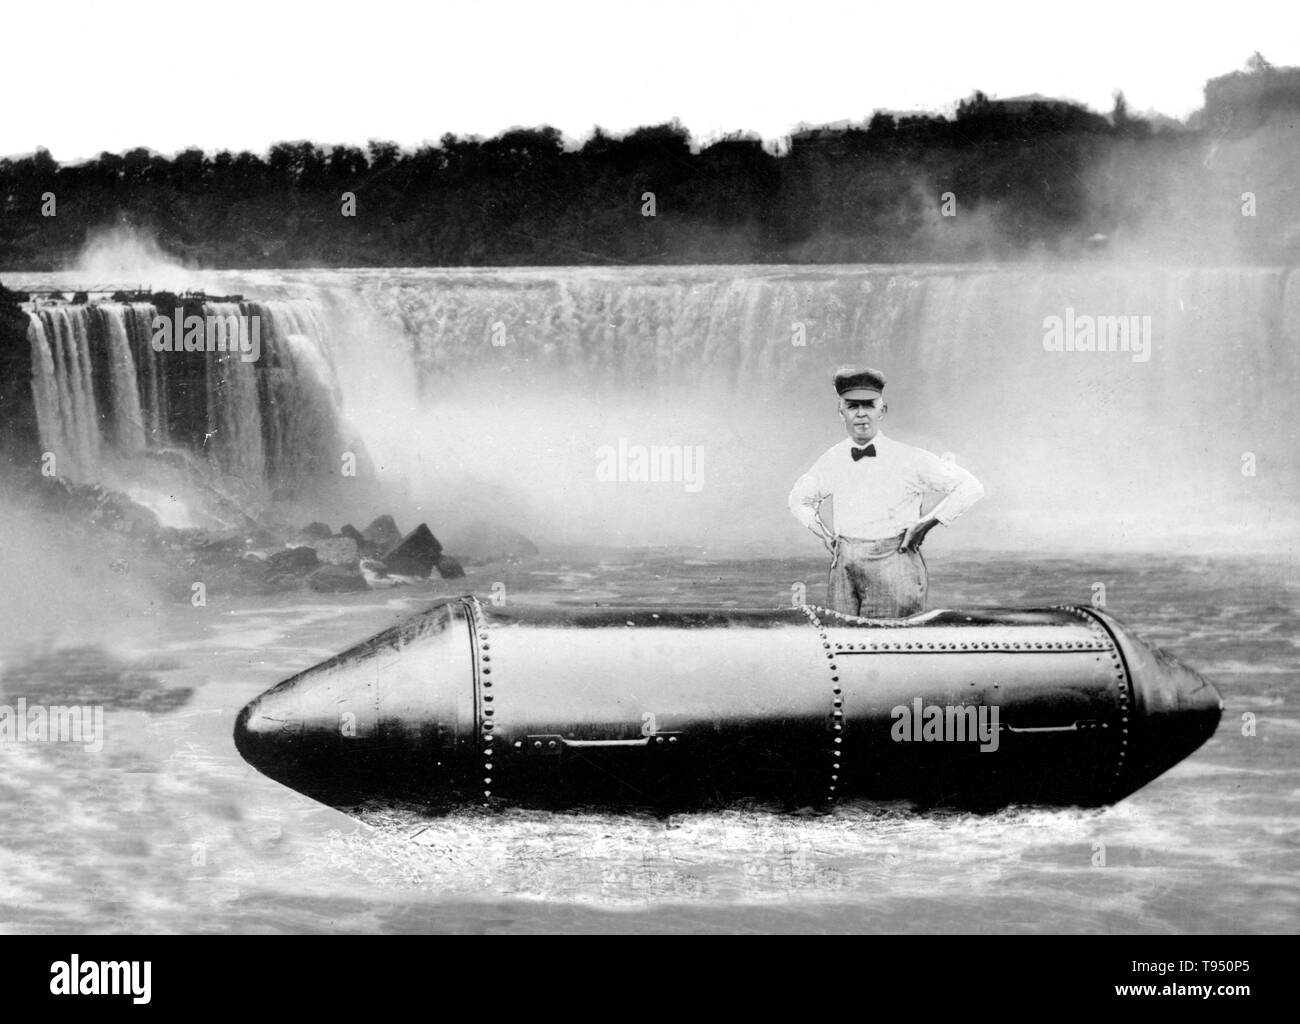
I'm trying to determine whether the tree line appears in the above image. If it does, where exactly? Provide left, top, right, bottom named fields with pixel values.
left=0, top=93, right=1253, bottom=269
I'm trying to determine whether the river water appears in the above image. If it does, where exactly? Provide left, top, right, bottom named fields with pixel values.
left=1, top=551, right=1294, bottom=934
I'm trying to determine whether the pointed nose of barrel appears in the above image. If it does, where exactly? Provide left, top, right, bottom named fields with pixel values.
left=233, top=657, right=381, bottom=803
left=1090, top=610, right=1222, bottom=795
left=1132, top=640, right=1223, bottom=752
left=233, top=677, right=338, bottom=766
left=233, top=599, right=477, bottom=805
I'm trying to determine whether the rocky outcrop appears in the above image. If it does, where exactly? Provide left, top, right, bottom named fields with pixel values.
left=434, top=555, right=465, bottom=579
left=382, top=524, right=443, bottom=578
left=362, top=515, right=402, bottom=552
left=359, top=559, right=415, bottom=588
left=267, top=546, right=320, bottom=572
left=0, top=469, right=497, bottom=602
left=315, top=536, right=358, bottom=567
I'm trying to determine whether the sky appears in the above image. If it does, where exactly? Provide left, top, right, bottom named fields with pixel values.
left=2, top=0, right=1298, bottom=161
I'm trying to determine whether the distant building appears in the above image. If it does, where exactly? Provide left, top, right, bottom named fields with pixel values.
left=1203, top=65, right=1300, bottom=131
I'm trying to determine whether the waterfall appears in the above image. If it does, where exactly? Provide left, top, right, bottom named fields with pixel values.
left=285, top=264, right=1294, bottom=552
left=28, top=307, right=102, bottom=479
left=9, top=264, right=1297, bottom=552
left=244, top=299, right=346, bottom=486
left=27, top=317, right=65, bottom=469
left=97, top=305, right=145, bottom=454
left=21, top=300, right=346, bottom=505
left=124, top=302, right=169, bottom=446
left=202, top=301, right=265, bottom=486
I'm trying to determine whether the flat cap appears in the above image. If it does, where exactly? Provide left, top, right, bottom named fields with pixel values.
left=833, top=366, right=886, bottom=397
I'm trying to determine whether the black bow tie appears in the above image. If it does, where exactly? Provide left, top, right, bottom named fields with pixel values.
left=851, top=444, right=877, bottom=461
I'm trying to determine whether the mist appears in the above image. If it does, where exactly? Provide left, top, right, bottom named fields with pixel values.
left=0, top=487, right=169, bottom=665
left=6, top=85, right=1299, bottom=566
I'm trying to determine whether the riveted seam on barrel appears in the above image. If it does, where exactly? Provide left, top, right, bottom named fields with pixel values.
left=800, top=604, right=843, bottom=808
left=465, top=595, right=496, bottom=805
left=830, top=640, right=1112, bottom=653
left=1057, top=605, right=1130, bottom=784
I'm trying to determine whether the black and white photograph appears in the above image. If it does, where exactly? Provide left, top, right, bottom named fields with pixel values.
left=0, top=0, right=1294, bottom=975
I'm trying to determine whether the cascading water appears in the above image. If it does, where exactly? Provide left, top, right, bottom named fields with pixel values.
left=28, top=306, right=102, bottom=479
left=194, top=300, right=263, bottom=488
left=99, top=305, right=145, bottom=454
left=7, top=264, right=1297, bottom=553
left=125, top=302, right=169, bottom=448
left=20, top=297, right=349, bottom=517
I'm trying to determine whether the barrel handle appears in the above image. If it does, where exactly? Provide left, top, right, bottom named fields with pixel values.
left=565, top=737, right=655, bottom=748
left=1004, top=720, right=1105, bottom=733
left=523, top=732, right=682, bottom=753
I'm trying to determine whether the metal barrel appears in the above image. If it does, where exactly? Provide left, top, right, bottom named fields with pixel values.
left=234, top=597, right=1222, bottom=812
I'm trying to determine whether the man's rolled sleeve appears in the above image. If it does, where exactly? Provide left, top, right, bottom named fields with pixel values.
left=788, top=470, right=829, bottom=533
left=920, top=453, right=984, bottom=525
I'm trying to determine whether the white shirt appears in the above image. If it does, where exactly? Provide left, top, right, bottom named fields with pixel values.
left=788, top=432, right=984, bottom=541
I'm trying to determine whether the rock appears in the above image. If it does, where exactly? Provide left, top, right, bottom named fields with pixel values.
left=363, top=515, right=402, bottom=552
left=435, top=555, right=465, bottom=579
left=308, top=564, right=370, bottom=593
left=267, top=546, right=320, bottom=572
left=302, top=522, right=333, bottom=540
left=381, top=523, right=443, bottom=578
left=315, top=536, right=358, bottom=567
left=453, top=520, right=539, bottom=561
left=341, top=523, right=381, bottom=557
left=359, top=559, right=412, bottom=588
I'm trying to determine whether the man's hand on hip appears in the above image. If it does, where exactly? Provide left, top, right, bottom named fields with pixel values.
left=817, top=529, right=840, bottom=568
left=900, top=517, right=939, bottom=552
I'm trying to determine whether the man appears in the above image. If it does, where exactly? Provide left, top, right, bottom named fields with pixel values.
left=787, top=367, right=984, bottom=618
